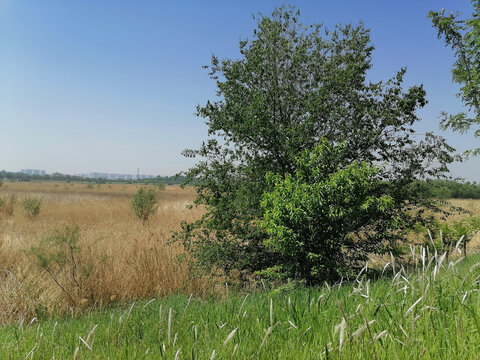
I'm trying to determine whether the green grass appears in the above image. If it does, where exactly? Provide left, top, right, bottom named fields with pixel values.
left=1, top=252, right=480, bottom=359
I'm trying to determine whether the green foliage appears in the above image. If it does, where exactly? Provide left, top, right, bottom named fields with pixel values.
left=22, top=196, right=42, bottom=219
left=425, top=216, right=480, bottom=256
left=429, top=1, right=480, bottom=155
left=2, top=253, right=480, bottom=359
left=156, top=182, right=166, bottom=191
left=177, top=6, right=454, bottom=280
left=30, top=225, right=92, bottom=305
left=86, top=183, right=94, bottom=189
left=260, top=140, right=396, bottom=283
left=424, top=180, right=480, bottom=199
left=131, top=187, right=158, bottom=224
left=427, top=181, right=453, bottom=199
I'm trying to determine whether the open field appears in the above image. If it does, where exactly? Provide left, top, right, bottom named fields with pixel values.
left=2, top=182, right=480, bottom=326
left=1, top=251, right=480, bottom=359
left=0, top=182, right=205, bottom=324
left=2, top=182, right=480, bottom=358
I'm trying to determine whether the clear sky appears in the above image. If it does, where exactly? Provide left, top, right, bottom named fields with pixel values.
left=1, top=0, right=478, bottom=179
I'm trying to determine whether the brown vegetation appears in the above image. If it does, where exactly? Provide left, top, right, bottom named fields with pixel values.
left=445, top=199, right=480, bottom=252
left=0, top=182, right=204, bottom=324
left=2, top=182, right=480, bottom=325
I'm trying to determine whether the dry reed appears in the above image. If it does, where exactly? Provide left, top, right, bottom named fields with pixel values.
left=2, top=182, right=480, bottom=325
left=0, top=182, right=204, bottom=324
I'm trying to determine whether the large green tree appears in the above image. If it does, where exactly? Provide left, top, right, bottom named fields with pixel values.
left=177, top=7, right=454, bottom=281
left=429, top=1, right=480, bottom=154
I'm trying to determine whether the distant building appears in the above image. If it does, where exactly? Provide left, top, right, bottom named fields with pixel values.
left=21, top=169, right=46, bottom=176
left=74, top=172, right=155, bottom=180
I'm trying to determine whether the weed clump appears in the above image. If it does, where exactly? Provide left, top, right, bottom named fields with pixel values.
left=2, top=194, right=16, bottom=216
left=131, top=187, right=158, bottom=224
left=30, top=225, right=93, bottom=306
left=23, top=197, right=42, bottom=219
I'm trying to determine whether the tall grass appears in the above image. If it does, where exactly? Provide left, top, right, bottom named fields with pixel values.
left=0, top=183, right=205, bottom=324
left=1, top=250, right=479, bottom=359
left=2, top=182, right=480, bottom=358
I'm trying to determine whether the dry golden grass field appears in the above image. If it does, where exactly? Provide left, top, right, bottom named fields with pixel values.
left=0, top=182, right=205, bottom=324
left=2, top=182, right=480, bottom=326
left=441, top=198, right=480, bottom=252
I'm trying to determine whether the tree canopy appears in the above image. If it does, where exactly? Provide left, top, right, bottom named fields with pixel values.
left=429, top=0, right=480, bottom=154
left=177, top=6, right=454, bottom=282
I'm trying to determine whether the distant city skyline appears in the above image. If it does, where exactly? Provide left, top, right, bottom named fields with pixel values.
left=20, top=168, right=46, bottom=176
left=75, top=172, right=155, bottom=180
left=14, top=168, right=164, bottom=179
left=1, top=0, right=480, bottom=180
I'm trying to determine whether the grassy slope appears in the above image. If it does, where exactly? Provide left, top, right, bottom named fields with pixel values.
left=1, top=253, right=480, bottom=359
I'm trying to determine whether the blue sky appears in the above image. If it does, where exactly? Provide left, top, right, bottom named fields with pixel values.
left=1, top=0, right=478, bottom=179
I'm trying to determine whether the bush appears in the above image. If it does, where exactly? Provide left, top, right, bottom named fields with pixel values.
left=30, top=225, right=93, bottom=305
left=131, top=187, right=158, bottom=224
left=425, top=216, right=480, bottom=258
left=23, top=197, right=42, bottom=219
left=260, top=140, right=396, bottom=283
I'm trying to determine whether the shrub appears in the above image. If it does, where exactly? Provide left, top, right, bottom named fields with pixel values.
left=23, top=197, right=42, bottom=219
left=131, top=187, right=158, bottom=224
left=156, top=182, right=166, bottom=191
left=260, top=140, right=396, bottom=283
left=86, top=183, right=94, bottom=189
left=426, top=216, right=480, bottom=258
left=30, top=225, right=92, bottom=305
